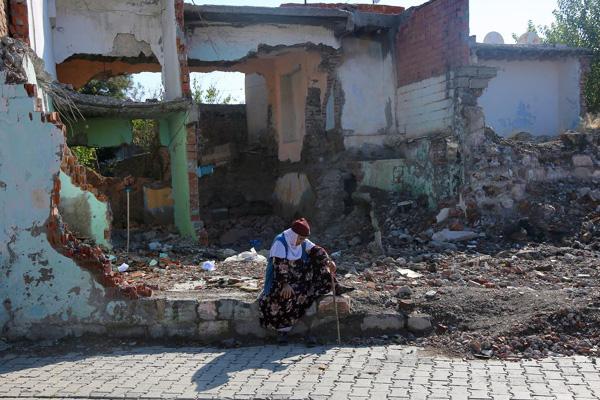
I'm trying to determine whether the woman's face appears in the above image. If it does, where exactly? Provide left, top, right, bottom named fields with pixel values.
left=295, top=236, right=307, bottom=246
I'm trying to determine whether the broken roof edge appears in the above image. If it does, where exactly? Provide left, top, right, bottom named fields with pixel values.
left=472, top=43, right=595, bottom=60
left=184, top=3, right=398, bottom=34
left=51, top=90, right=192, bottom=120
left=184, top=4, right=352, bottom=20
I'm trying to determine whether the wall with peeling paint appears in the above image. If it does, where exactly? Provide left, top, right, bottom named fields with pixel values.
left=273, top=172, right=316, bottom=221
left=53, top=0, right=163, bottom=64
left=186, top=23, right=340, bottom=63
left=0, top=79, right=107, bottom=338
left=59, top=171, right=111, bottom=248
left=28, top=0, right=57, bottom=78
left=479, top=58, right=581, bottom=138
left=338, top=36, right=396, bottom=150
left=246, top=73, right=269, bottom=144
left=396, top=73, right=453, bottom=138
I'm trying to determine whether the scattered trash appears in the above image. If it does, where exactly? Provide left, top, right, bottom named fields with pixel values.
left=148, top=242, right=161, bottom=251
left=117, top=263, right=129, bottom=272
left=202, top=260, right=216, bottom=271
left=223, top=248, right=267, bottom=263
left=149, top=259, right=158, bottom=267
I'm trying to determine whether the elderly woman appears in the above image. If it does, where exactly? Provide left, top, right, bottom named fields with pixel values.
left=259, top=218, right=353, bottom=345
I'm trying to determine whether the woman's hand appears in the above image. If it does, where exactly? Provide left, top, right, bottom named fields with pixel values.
left=281, top=283, right=295, bottom=299
left=328, top=261, right=336, bottom=273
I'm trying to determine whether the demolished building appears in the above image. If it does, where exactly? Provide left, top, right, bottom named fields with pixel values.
left=0, top=0, right=597, bottom=340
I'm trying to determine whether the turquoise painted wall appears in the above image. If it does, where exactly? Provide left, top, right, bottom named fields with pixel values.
left=59, top=171, right=111, bottom=248
left=69, top=119, right=133, bottom=147
left=165, top=112, right=195, bottom=237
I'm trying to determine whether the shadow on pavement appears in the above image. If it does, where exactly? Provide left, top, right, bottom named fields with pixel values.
left=191, top=344, right=331, bottom=392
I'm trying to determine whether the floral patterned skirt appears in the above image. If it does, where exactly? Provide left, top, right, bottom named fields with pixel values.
left=259, top=248, right=333, bottom=331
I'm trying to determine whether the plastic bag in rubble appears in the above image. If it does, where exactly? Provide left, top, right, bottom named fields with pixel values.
left=148, top=241, right=161, bottom=251
left=223, top=248, right=267, bottom=263
left=202, top=260, right=216, bottom=271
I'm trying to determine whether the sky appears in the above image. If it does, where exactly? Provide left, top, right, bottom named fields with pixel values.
left=134, top=0, right=559, bottom=102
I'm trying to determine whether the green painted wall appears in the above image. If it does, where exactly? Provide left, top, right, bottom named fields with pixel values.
left=166, top=112, right=195, bottom=237
left=69, top=119, right=133, bottom=147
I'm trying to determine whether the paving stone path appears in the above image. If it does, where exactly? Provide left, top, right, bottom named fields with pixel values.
left=1, top=344, right=600, bottom=399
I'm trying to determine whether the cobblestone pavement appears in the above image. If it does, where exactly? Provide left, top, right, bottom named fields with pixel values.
left=1, top=343, right=600, bottom=399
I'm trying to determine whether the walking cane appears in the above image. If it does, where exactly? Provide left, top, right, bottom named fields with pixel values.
left=330, top=270, right=341, bottom=346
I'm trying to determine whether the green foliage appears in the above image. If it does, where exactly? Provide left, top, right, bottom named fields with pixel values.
left=71, top=146, right=98, bottom=170
left=78, top=74, right=134, bottom=100
left=191, top=78, right=232, bottom=104
left=132, top=119, right=157, bottom=152
left=539, top=0, right=600, bottom=112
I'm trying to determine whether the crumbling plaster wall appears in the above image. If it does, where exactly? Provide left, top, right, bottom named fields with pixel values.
left=28, top=0, right=57, bottom=78
left=52, top=0, right=180, bottom=98
left=478, top=58, right=581, bottom=138
left=186, top=23, right=340, bottom=63
left=246, top=73, right=269, bottom=144
left=337, top=35, right=396, bottom=151
left=0, top=78, right=119, bottom=339
left=53, top=0, right=163, bottom=64
left=58, top=171, right=111, bottom=248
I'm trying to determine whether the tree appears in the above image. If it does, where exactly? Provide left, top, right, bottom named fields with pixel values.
left=540, top=0, right=600, bottom=112
left=191, top=78, right=233, bottom=104
left=78, top=74, right=135, bottom=100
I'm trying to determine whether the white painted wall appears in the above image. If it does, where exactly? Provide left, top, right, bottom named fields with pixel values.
left=337, top=37, right=396, bottom=149
left=245, top=73, right=268, bottom=143
left=160, top=0, right=181, bottom=100
left=186, top=24, right=340, bottom=62
left=479, top=58, right=581, bottom=137
left=28, top=0, right=57, bottom=78
left=52, top=0, right=163, bottom=64
left=396, top=74, right=453, bottom=139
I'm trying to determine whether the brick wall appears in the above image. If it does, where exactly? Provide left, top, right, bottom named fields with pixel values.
left=0, top=0, right=9, bottom=37
left=175, top=0, right=191, bottom=98
left=395, top=0, right=469, bottom=88
left=279, top=3, right=405, bottom=14
left=397, top=73, right=453, bottom=137
left=7, top=0, right=29, bottom=45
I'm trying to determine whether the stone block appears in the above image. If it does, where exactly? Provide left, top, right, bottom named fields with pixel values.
left=233, top=301, right=258, bottom=320
left=477, top=67, right=498, bottom=79
left=290, top=320, right=309, bottom=335
left=317, top=296, right=351, bottom=314
left=431, top=229, right=478, bottom=242
left=572, top=154, right=594, bottom=167
left=469, top=78, right=490, bottom=90
left=455, top=66, right=479, bottom=77
left=165, top=323, right=198, bottom=337
left=360, top=315, right=405, bottom=332
left=233, top=317, right=266, bottom=337
left=305, top=302, right=317, bottom=317
left=163, top=299, right=197, bottom=323
left=572, top=167, right=592, bottom=180
left=197, top=301, right=217, bottom=321
left=407, top=314, right=433, bottom=334
left=198, top=320, right=230, bottom=338
left=217, top=299, right=237, bottom=319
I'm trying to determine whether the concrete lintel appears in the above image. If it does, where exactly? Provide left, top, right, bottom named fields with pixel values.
left=185, top=4, right=351, bottom=24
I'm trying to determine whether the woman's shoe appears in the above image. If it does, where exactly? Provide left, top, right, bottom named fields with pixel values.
left=306, top=336, right=317, bottom=347
left=277, top=332, right=288, bottom=346
left=335, top=284, right=355, bottom=296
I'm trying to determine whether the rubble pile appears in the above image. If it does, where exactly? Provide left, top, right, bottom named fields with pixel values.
left=0, top=36, right=51, bottom=85
left=91, top=127, right=600, bottom=359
